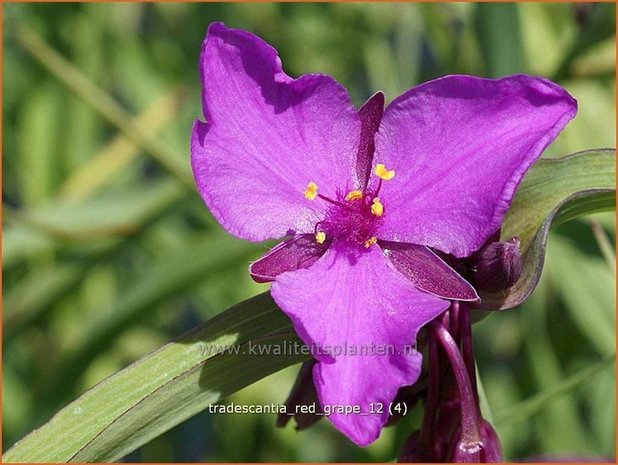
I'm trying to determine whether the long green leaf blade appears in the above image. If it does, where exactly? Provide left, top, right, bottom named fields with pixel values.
left=3, top=293, right=306, bottom=463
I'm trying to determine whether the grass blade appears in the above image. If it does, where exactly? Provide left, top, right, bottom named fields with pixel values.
left=15, top=26, right=193, bottom=187
left=3, top=293, right=307, bottom=462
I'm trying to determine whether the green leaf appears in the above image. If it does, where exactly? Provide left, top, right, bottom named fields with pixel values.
left=3, top=293, right=307, bottom=463
left=478, top=148, right=616, bottom=310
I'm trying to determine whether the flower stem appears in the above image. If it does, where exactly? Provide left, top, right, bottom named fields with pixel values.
left=419, top=328, right=441, bottom=457
left=449, top=301, right=460, bottom=343
left=430, top=320, right=480, bottom=445
left=459, top=303, right=478, bottom=401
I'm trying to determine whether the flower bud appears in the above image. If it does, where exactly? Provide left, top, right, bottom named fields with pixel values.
left=478, top=420, right=503, bottom=462
left=470, top=237, right=522, bottom=292
left=276, top=360, right=322, bottom=430
left=448, top=420, right=503, bottom=462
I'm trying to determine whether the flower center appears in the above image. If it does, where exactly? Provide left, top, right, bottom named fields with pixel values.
left=303, top=164, right=395, bottom=249
left=321, top=190, right=383, bottom=248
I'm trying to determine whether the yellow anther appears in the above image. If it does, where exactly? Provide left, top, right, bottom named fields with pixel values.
left=375, top=164, right=395, bottom=180
left=371, top=197, right=384, bottom=217
left=315, top=231, right=326, bottom=244
left=345, top=190, right=363, bottom=201
left=304, top=182, right=318, bottom=200
left=364, top=236, right=378, bottom=248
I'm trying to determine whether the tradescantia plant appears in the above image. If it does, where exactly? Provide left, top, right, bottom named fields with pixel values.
left=190, top=22, right=577, bottom=457
left=4, top=22, right=615, bottom=464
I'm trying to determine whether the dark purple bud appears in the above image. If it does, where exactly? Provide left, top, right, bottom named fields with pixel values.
left=470, top=237, right=522, bottom=292
left=449, top=434, right=482, bottom=463
left=478, top=420, right=503, bottom=462
left=276, top=360, right=322, bottom=430
left=448, top=420, right=503, bottom=463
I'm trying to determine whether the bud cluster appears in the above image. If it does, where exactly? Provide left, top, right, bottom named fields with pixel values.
left=398, top=302, right=502, bottom=462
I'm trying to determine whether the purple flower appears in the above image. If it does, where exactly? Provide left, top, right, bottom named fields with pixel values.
left=191, top=23, right=576, bottom=446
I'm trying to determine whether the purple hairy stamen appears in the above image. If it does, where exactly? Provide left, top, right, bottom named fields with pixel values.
left=319, top=190, right=384, bottom=247
left=316, top=193, right=346, bottom=208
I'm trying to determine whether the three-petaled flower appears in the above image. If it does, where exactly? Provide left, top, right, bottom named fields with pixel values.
left=191, top=23, right=576, bottom=446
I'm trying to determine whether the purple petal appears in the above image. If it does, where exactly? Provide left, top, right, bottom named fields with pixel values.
left=271, top=243, right=448, bottom=446
left=249, top=235, right=328, bottom=283
left=356, top=91, right=385, bottom=188
left=191, top=23, right=360, bottom=241
left=381, top=241, right=479, bottom=301
left=373, top=74, right=577, bottom=257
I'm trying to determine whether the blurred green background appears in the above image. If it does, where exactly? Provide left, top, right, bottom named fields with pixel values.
left=2, top=2, right=615, bottom=462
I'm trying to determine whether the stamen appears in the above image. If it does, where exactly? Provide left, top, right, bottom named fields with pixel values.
left=371, top=198, right=384, bottom=217
left=345, top=190, right=363, bottom=201
left=304, top=182, right=318, bottom=200
left=315, top=231, right=326, bottom=244
left=304, top=182, right=346, bottom=207
left=375, top=164, right=395, bottom=181
left=318, top=193, right=345, bottom=207
left=375, top=178, right=383, bottom=196
left=364, top=236, right=377, bottom=248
